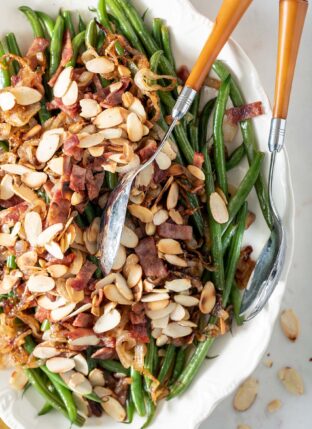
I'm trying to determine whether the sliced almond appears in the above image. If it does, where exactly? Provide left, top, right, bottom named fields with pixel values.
left=64, top=303, right=92, bottom=320
left=164, top=254, right=187, bottom=267
left=141, top=292, right=170, bottom=302
left=62, top=80, right=78, bottom=106
left=129, top=98, right=146, bottom=122
left=73, top=354, right=89, bottom=376
left=156, top=152, right=171, bottom=170
left=24, top=211, right=42, bottom=246
left=112, top=245, right=126, bottom=271
left=128, top=204, right=153, bottom=223
left=47, top=264, right=68, bottom=278
left=10, top=86, right=42, bottom=105
left=0, top=233, right=16, bottom=247
left=209, top=192, right=229, bottom=224
left=27, top=275, right=55, bottom=293
left=94, top=386, right=113, bottom=398
left=278, top=367, right=304, bottom=395
left=89, top=145, right=104, bottom=157
left=267, top=399, right=282, bottom=413
left=68, top=373, right=93, bottom=395
left=165, top=278, right=191, bottom=292
left=145, top=222, right=156, bottom=236
left=156, top=334, right=168, bottom=346
left=80, top=98, right=101, bottom=118
left=32, top=345, right=60, bottom=359
left=37, top=295, right=67, bottom=310
left=0, top=163, right=31, bottom=175
left=70, top=335, right=100, bottom=347
left=93, top=107, right=123, bottom=129
left=21, top=171, right=47, bottom=189
left=95, top=273, right=116, bottom=290
left=199, top=281, right=216, bottom=314
left=36, top=223, right=63, bottom=247
left=280, top=309, right=300, bottom=341
left=146, top=299, right=170, bottom=311
left=233, top=378, right=259, bottom=411
left=16, top=250, right=38, bottom=272
left=115, top=273, right=133, bottom=300
left=12, top=183, right=37, bottom=203
left=0, top=92, right=16, bottom=111
left=135, top=163, right=154, bottom=188
left=79, top=133, right=104, bottom=148
left=157, top=238, right=183, bottom=254
left=151, top=315, right=169, bottom=329
left=94, top=308, right=121, bottom=333
left=102, top=396, right=126, bottom=422
left=170, top=303, right=186, bottom=321
left=120, top=226, right=139, bottom=248
left=53, top=67, right=73, bottom=98
left=104, top=284, right=133, bottom=305
left=174, top=295, right=199, bottom=307
left=187, top=164, right=205, bottom=180
left=48, top=157, right=64, bottom=175
left=51, top=303, right=76, bottom=322
left=126, top=264, right=142, bottom=288
left=36, top=132, right=60, bottom=163
left=45, top=241, right=64, bottom=259
left=163, top=322, right=192, bottom=338
left=46, top=357, right=75, bottom=373
left=99, top=127, right=123, bottom=139
left=127, top=112, right=143, bottom=142
left=167, top=182, right=179, bottom=210
left=89, top=368, right=105, bottom=387
left=0, top=174, right=14, bottom=200
left=86, top=56, right=115, bottom=74
left=145, top=302, right=175, bottom=320
left=153, top=209, right=169, bottom=226
left=73, top=393, right=90, bottom=417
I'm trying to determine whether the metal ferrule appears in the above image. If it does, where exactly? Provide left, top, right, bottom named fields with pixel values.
left=268, top=118, right=287, bottom=152
left=172, top=86, right=197, bottom=120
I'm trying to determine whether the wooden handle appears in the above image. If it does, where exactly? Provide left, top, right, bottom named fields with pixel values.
left=273, top=0, right=308, bottom=118
left=186, top=0, right=253, bottom=91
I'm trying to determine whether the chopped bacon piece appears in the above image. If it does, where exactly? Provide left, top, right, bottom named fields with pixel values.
left=0, top=195, right=23, bottom=208
left=73, top=313, right=94, bottom=328
left=63, top=134, right=83, bottom=161
left=86, top=169, right=104, bottom=200
left=45, top=252, right=76, bottom=266
left=235, top=245, right=256, bottom=290
left=135, top=237, right=168, bottom=278
left=47, top=98, right=79, bottom=118
left=66, top=261, right=97, bottom=291
left=129, top=302, right=146, bottom=325
left=91, top=347, right=116, bottom=360
left=88, top=400, right=102, bottom=417
left=193, top=151, right=204, bottom=168
left=48, top=29, right=73, bottom=87
left=65, top=328, right=94, bottom=340
left=101, top=77, right=131, bottom=107
left=26, top=37, right=49, bottom=68
left=129, top=323, right=149, bottom=344
left=34, top=307, right=50, bottom=323
left=47, top=183, right=71, bottom=226
left=153, top=164, right=168, bottom=184
left=0, top=202, right=29, bottom=226
left=70, top=165, right=86, bottom=192
left=226, top=101, right=264, bottom=124
left=138, top=140, right=157, bottom=162
left=114, top=378, right=129, bottom=405
left=157, top=222, right=193, bottom=240
left=62, top=156, right=72, bottom=181
left=177, top=65, right=190, bottom=84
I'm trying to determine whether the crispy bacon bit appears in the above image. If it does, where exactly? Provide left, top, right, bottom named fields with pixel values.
left=45, top=252, right=76, bottom=266
left=0, top=195, right=23, bottom=208
left=70, top=165, right=86, bottom=192
left=86, top=169, right=104, bottom=200
left=63, top=134, right=83, bottom=161
left=26, top=37, right=49, bottom=70
left=129, top=303, right=146, bottom=325
left=226, top=101, right=264, bottom=124
left=177, top=65, right=190, bottom=84
left=91, top=347, right=116, bottom=360
left=235, top=245, right=256, bottom=289
left=114, top=378, right=129, bottom=405
left=157, top=222, right=193, bottom=240
left=34, top=307, right=50, bottom=323
left=101, top=77, right=131, bottom=107
left=65, top=328, right=95, bottom=340
left=88, top=400, right=102, bottom=417
left=92, top=75, right=110, bottom=99
left=73, top=313, right=94, bottom=328
left=193, top=151, right=204, bottom=168
left=47, top=184, right=71, bottom=226
left=138, top=140, right=157, bottom=162
left=0, top=202, right=29, bottom=226
left=47, top=98, right=79, bottom=118
left=48, top=29, right=73, bottom=87
left=129, top=323, right=149, bottom=344
left=135, top=237, right=168, bottom=278
left=66, top=261, right=97, bottom=291
left=153, top=164, right=168, bottom=184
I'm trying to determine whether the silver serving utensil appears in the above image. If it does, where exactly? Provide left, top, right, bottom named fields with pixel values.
left=99, top=0, right=253, bottom=274
left=240, top=0, right=308, bottom=320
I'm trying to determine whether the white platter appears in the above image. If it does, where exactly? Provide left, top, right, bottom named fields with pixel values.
left=0, top=0, right=295, bottom=428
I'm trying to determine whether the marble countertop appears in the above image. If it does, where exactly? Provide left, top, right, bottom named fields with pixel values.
left=187, top=1, right=312, bottom=428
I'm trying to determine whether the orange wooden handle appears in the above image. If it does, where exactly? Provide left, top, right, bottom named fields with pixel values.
left=273, top=0, right=308, bottom=119
left=186, top=0, right=253, bottom=91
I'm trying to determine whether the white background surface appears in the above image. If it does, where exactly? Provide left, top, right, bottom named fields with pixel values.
left=187, top=1, right=312, bottom=429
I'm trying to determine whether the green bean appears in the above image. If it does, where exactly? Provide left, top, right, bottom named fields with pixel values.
left=172, top=122, right=194, bottom=165
left=0, top=141, right=9, bottom=152
left=142, top=392, right=156, bottom=428
left=198, top=97, right=216, bottom=150
left=144, top=336, right=157, bottom=390
left=75, top=213, right=86, bottom=229
left=223, top=202, right=248, bottom=306
left=98, top=359, right=130, bottom=375
left=0, top=41, right=11, bottom=89
left=130, top=367, right=146, bottom=417
left=78, top=15, right=86, bottom=32
left=19, top=6, right=45, bottom=38
left=45, top=372, right=77, bottom=423
left=87, top=255, right=102, bottom=279
left=41, top=319, right=51, bottom=332
left=213, top=75, right=231, bottom=196
left=188, top=93, right=200, bottom=151
left=213, top=60, right=272, bottom=228
left=230, top=282, right=244, bottom=326
left=223, top=152, right=264, bottom=232
left=62, top=10, right=76, bottom=38
left=189, top=124, right=199, bottom=152
left=107, top=13, right=123, bottom=35
left=152, top=18, right=163, bottom=48
left=36, top=11, right=55, bottom=39
left=38, top=100, right=51, bottom=124
left=96, top=31, right=105, bottom=53
left=5, top=33, right=21, bottom=75
left=24, top=335, right=36, bottom=354
left=158, top=344, right=176, bottom=384
left=106, top=0, right=145, bottom=53
left=49, top=15, right=65, bottom=78
left=98, top=0, right=112, bottom=30
left=115, top=40, right=125, bottom=56
left=222, top=223, right=238, bottom=255
left=226, top=143, right=246, bottom=171
left=184, top=192, right=204, bottom=236
left=150, top=50, right=164, bottom=75
left=85, top=19, right=97, bottom=49
left=38, top=402, right=53, bottom=416
left=83, top=202, right=96, bottom=225
left=161, top=25, right=175, bottom=69
left=126, top=396, right=135, bottom=423
left=203, top=148, right=225, bottom=291
left=170, top=347, right=186, bottom=385
left=66, top=30, right=86, bottom=67
left=6, top=255, right=17, bottom=269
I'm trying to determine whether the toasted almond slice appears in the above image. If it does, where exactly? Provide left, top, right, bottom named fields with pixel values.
left=62, top=80, right=78, bottom=106
left=146, top=299, right=170, bottom=311
left=70, top=335, right=100, bottom=347
left=38, top=295, right=67, bottom=310
left=156, top=334, right=168, bottom=346
left=280, top=309, right=300, bottom=341
left=45, top=241, right=64, bottom=259
left=10, top=86, right=42, bottom=105
left=178, top=320, right=197, bottom=328
left=120, top=226, right=139, bottom=248
left=46, top=357, right=75, bottom=373
left=0, top=92, right=16, bottom=111
left=94, top=308, right=121, bottom=333
left=127, top=112, right=143, bottom=142
left=153, top=209, right=169, bottom=226
left=95, top=273, right=116, bottom=290
left=199, top=281, right=216, bottom=314
left=102, top=396, right=126, bottom=422
left=80, top=98, right=101, bottom=118
left=89, top=368, right=105, bottom=387
left=68, top=373, right=93, bottom=395
left=94, top=386, right=113, bottom=399
left=47, top=264, right=68, bottom=278
left=128, top=204, right=153, bottom=223
left=89, top=145, right=104, bottom=157
left=165, top=278, right=191, bottom=292
left=64, top=303, right=92, bottom=320
left=10, top=367, right=29, bottom=391
left=73, top=393, right=90, bottom=417
left=54, top=67, right=73, bottom=98
left=0, top=233, right=16, bottom=247
left=104, top=284, right=133, bottom=305
left=73, top=354, right=89, bottom=376
left=94, top=107, right=123, bottom=129
left=112, top=245, right=126, bottom=271
left=0, top=174, right=14, bottom=200
left=48, top=157, right=64, bottom=175
left=174, top=295, right=199, bottom=307
left=278, top=367, right=304, bottom=395
left=37, top=223, right=63, bottom=246
left=129, top=98, right=146, bottom=122
left=164, top=254, right=187, bottom=268
left=115, top=273, right=133, bottom=300
left=157, top=238, right=183, bottom=254
left=135, top=163, right=154, bottom=188
left=27, top=275, right=55, bottom=293
left=156, top=152, right=171, bottom=170
left=12, top=183, right=37, bottom=203
left=209, top=192, right=229, bottom=224
left=36, top=133, right=60, bottom=163
left=163, top=322, right=192, bottom=338
left=126, top=264, right=142, bottom=288
left=99, top=128, right=123, bottom=139
left=151, top=315, right=169, bottom=329
left=86, top=56, right=115, bottom=74
left=167, top=182, right=179, bottom=210
left=33, top=345, right=60, bottom=359
left=145, top=302, right=175, bottom=320
left=169, top=209, right=184, bottom=225
left=79, top=133, right=104, bottom=148
left=21, top=171, right=47, bottom=189
left=233, top=378, right=259, bottom=411
left=51, top=303, right=76, bottom=321
left=267, top=399, right=282, bottom=413
left=16, top=250, right=38, bottom=272
left=145, top=222, right=156, bottom=236
left=24, top=211, right=42, bottom=247
left=0, top=163, right=31, bottom=175
left=187, top=164, right=205, bottom=180
left=170, top=303, right=186, bottom=321
left=141, top=292, right=170, bottom=302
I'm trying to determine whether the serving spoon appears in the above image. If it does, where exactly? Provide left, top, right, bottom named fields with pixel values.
left=99, top=0, right=253, bottom=274
left=240, top=0, right=308, bottom=320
